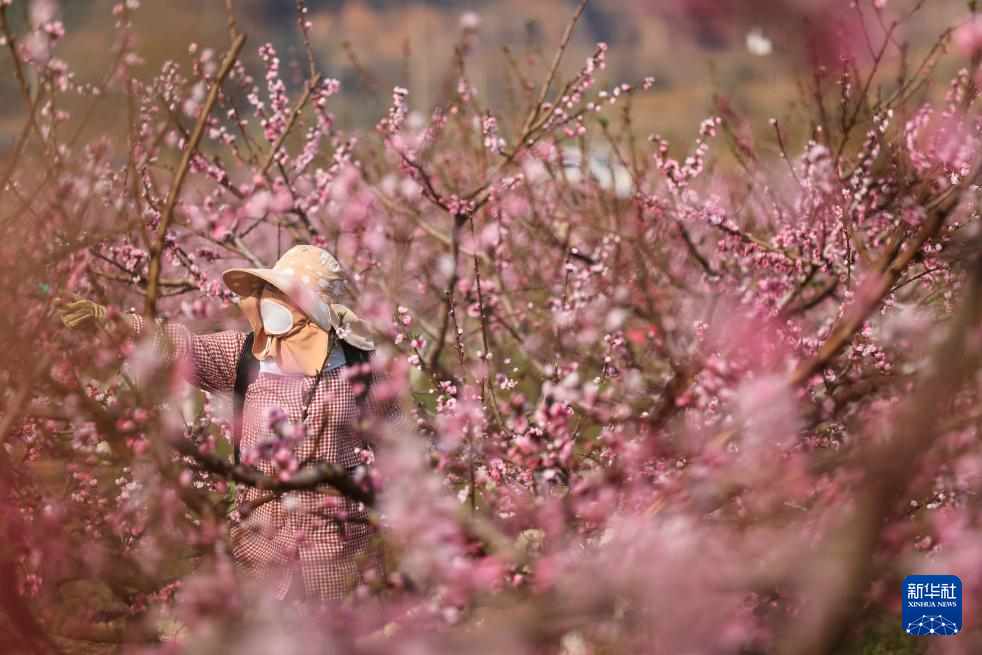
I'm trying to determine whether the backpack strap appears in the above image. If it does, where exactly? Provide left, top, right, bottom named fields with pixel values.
left=232, top=332, right=259, bottom=466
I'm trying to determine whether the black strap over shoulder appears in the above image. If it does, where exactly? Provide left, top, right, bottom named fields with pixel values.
left=339, top=339, right=372, bottom=366
left=231, top=333, right=374, bottom=466
left=340, top=339, right=374, bottom=407
left=232, top=332, right=259, bottom=466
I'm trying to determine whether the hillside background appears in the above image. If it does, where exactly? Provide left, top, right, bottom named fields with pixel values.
left=0, top=0, right=969, bottom=154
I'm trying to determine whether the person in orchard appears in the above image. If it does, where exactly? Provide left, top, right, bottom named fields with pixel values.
left=55, top=244, right=403, bottom=602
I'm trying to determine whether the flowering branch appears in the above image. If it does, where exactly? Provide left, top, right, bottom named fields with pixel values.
left=144, top=33, right=246, bottom=318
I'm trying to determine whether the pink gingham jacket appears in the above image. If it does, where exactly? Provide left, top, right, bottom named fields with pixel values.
left=129, top=314, right=402, bottom=601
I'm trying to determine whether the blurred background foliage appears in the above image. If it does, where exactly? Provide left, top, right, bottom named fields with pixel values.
left=0, top=0, right=967, bottom=151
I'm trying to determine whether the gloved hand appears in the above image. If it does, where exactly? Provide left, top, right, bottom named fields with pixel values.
left=54, top=293, right=108, bottom=331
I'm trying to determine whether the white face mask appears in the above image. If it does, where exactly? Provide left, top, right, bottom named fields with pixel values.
left=260, top=298, right=294, bottom=335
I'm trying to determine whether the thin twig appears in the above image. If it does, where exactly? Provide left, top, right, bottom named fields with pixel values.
left=516, top=0, right=589, bottom=145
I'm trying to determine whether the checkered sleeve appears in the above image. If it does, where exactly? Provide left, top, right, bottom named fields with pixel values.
left=363, top=364, right=406, bottom=430
left=128, top=313, right=247, bottom=394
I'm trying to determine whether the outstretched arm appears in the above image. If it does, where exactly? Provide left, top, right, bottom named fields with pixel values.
left=126, top=314, right=246, bottom=394
left=55, top=293, right=246, bottom=395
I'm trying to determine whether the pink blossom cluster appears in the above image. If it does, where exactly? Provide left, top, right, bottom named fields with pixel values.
left=1, top=1, right=982, bottom=654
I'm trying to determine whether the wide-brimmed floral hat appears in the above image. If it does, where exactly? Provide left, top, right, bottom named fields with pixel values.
left=221, top=244, right=375, bottom=351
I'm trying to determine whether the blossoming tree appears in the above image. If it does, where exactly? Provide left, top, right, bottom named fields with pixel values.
left=1, top=0, right=981, bottom=653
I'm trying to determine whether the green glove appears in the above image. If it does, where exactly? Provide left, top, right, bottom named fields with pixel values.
left=54, top=293, right=108, bottom=331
